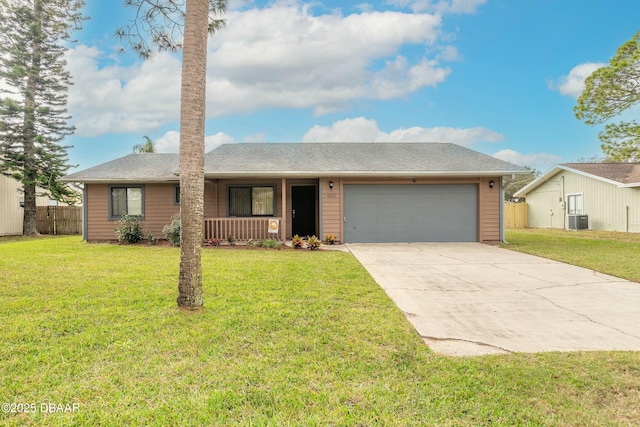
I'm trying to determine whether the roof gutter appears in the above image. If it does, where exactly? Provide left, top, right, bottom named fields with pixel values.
left=203, top=170, right=530, bottom=179
left=60, top=178, right=180, bottom=184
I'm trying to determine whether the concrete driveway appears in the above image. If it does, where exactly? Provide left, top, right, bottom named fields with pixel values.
left=347, top=243, right=640, bottom=357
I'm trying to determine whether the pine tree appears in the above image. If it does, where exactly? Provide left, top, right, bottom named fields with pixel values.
left=575, top=30, right=640, bottom=161
left=0, top=0, right=84, bottom=234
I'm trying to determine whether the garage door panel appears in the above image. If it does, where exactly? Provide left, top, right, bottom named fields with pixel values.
left=344, top=184, right=477, bottom=243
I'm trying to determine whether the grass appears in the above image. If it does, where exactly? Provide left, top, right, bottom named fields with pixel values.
left=1, top=236, right=639, bottom=425
left=504, top=228, right=640, bottom=282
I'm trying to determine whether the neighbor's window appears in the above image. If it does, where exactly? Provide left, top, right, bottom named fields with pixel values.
left=567, top=194, right=583, bottom=215
left=228, top=186, right=275, bottom=216
left=174, top=185, right=180, bottom=205
left=110, top=186, right=143, bottom=218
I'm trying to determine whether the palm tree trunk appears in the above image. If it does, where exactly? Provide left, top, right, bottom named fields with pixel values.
left=177, top=0, right=208, bottom=309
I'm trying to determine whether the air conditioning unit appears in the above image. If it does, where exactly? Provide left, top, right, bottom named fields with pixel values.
left=568, top=215, right=588, bottom=230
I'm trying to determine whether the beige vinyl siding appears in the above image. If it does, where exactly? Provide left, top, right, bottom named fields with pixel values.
left=1, top=175, right=54, bottom=236
left=525, top=170, right=640, bottom=232
left=320, top=178, right=342, bottom=242
left=524, top=175, right=564, bottom=229
left=562, top=172, right=640, bottom=232
left=86, top=183, right=179, bottom=241
left=0, top=175, right=24, bottom=236
left=479, top=177, right=500, bottom=244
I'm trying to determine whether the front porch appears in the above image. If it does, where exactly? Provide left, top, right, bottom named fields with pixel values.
left=202, top=177, right=336, bottom=243
left=203, top=217, right=284, bottom=242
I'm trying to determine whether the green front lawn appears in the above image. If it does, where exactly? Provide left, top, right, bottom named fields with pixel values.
left=1, top=236, right=639, bottom=426
left=504, top=228, right=640, bottom=282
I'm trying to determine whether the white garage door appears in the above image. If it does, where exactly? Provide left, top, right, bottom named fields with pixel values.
left=343, top=184, right=478, bottom=243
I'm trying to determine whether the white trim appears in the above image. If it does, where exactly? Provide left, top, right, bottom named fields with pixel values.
left=566, top=193, right=584, bottom=216
left=516, top=164, right=640, bottom=197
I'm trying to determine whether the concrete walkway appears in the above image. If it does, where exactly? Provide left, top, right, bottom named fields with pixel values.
left=347, top=243, right=640, bottom=357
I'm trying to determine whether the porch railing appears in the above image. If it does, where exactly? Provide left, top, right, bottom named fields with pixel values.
left=203, top=217, right=282, bottom=241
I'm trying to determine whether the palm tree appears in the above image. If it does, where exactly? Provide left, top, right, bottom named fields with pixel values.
left=119, top=0, right=226, bottom=310
left=176, top=0, right=209, bottom=309
left=132, top=136, right=155, bottom=153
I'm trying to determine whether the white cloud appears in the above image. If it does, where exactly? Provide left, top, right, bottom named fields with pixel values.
left=492, top=149, right=563, bottom=170
left=155, top=130, right=236, bottom=153
left=387, top=0, right=486, bottom=14
left=66, top=45, right=181, bottom=137
left=206, top=4, right=448, bottom=116
left=550, top=62, right=606, bottom=99
left=302, top=117, right=504, bottom=146
left=67, top=3, right=456, bottom=136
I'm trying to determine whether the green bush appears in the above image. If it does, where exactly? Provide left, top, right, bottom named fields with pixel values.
left=163, top=213, right=181, bottom=246
left=257, top=239, right=280, bottom=249
left=114, top=213, right=144, bottom=244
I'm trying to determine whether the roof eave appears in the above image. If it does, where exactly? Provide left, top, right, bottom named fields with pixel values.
left=513, top=166, right=562, bottom=197
left=514, top=165, right=640, bottom=197
left=60, top=178, right=180, bottom=184
left=204, top=170, right=528, bottom=179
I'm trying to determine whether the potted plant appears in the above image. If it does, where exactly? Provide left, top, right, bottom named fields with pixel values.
left=307, top=235, right=321, bottom=251
left=324, top=233, right=336, bottom=244
left=227, top=234, right=235, bottom=245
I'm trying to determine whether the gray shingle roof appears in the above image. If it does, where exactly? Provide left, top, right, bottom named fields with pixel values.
left=562, top=162, right=640, bottom=185
left=205, top=143, right=527, bottom=177
left=63, top=153, right=179, bottom=182
left=63, top=142, right=527, bottom=182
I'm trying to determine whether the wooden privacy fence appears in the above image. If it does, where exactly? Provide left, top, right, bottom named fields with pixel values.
left=504, top=202, right=528, bottom=229
left=37, top=206, right=82, bottom=235
left=203, top=217, right=282, bottom=241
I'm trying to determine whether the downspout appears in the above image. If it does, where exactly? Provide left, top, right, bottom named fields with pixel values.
left=561, top=175, right=566, bottom=229
left=626, top=205, right=630, bottom=233
left=82, top=184, right=88, bottom=241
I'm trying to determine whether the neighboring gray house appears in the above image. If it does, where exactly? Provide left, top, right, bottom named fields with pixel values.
left=514, top=163, right=640, bottom=232
left=63, top=142, right=528, bottom=244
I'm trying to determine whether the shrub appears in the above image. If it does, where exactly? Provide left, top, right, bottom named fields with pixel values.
left=291, top=234, right=305, bottom=249
left=307, top=235, right=322, bottom=251
left=257, top=239, right=280, bottom=249
left=227, top=235, right=235, bottom=245
left=146, top=231, right=159, bottom=245
left=324, top=233, right=336, bottom=244
left=163, top=213, right=181, bottom=246
left=115, top=213, right=144, bottom=244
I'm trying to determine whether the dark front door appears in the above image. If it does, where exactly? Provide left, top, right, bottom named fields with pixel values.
left=292, top=185, right=316, bottom=237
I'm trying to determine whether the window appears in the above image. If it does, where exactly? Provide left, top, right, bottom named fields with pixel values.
left=567, top=194, right=583, bottom=215
left=110, top=186, right=143, bottom=219
left=228, top=186, right=275, bottom=216
left=174, top=186, right=180, bottom=205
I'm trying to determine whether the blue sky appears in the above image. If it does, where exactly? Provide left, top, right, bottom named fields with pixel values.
left=62, top=0, right=640, bottom=173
